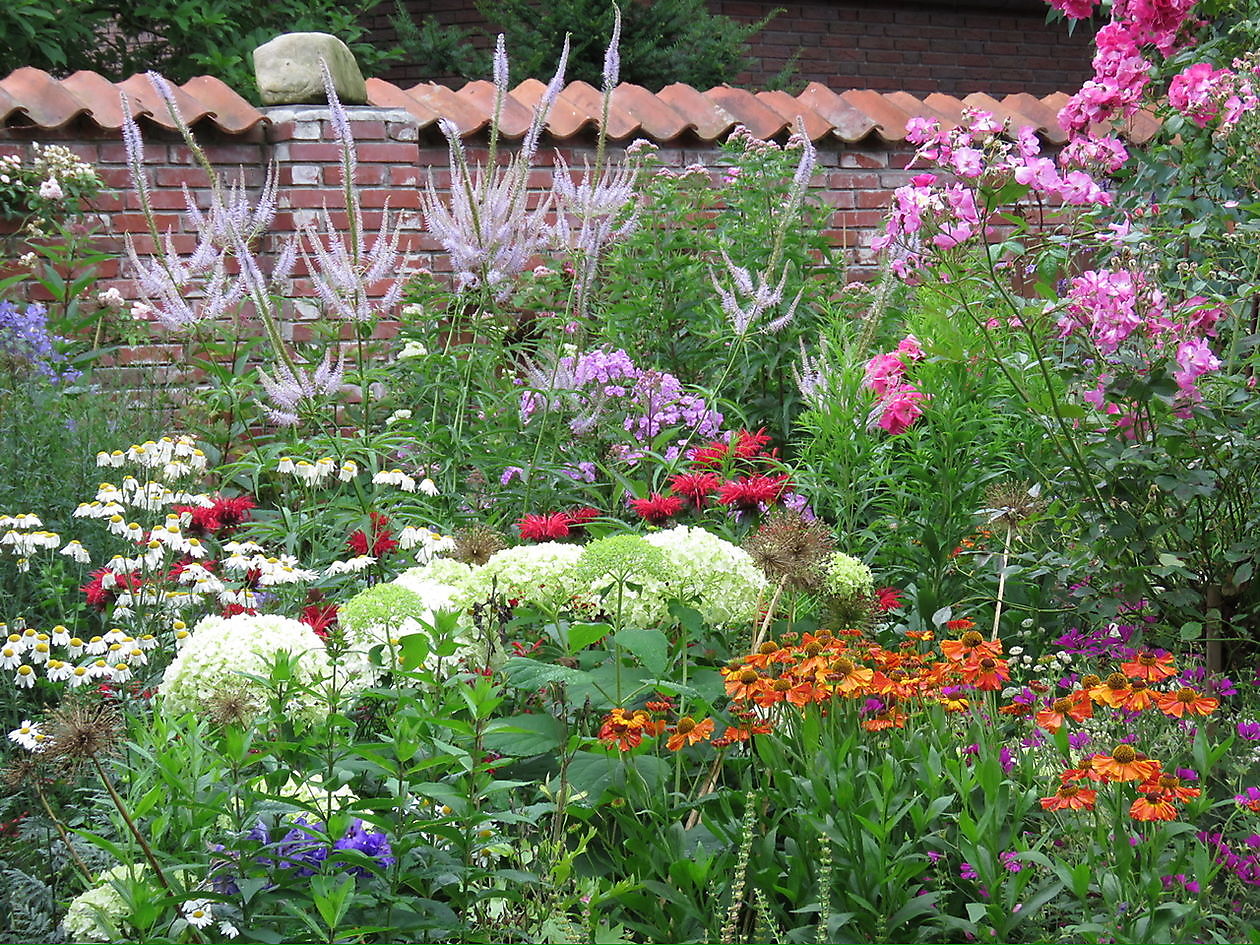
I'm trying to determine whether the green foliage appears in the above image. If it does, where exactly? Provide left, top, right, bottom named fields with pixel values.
left=390, top=0, right=783, bottom=90
left=0, top=0, right=399, bottom=101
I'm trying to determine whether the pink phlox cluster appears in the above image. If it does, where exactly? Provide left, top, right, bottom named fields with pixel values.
left=1059, top=268, right=1159, bottom=354
left=1058, top=0, right=1199, bottom=140
left=1048, top=0, right=1099, bottom=19
left=863, top=337, right=930, bottom=435
left=875, top=111, right=1112, bottom=274
left=1168, top=60, right=1260, bottom=129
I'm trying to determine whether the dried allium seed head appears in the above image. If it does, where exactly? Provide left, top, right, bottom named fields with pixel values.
left=205, top=687, right=258, bottom=727
left=981, top=480, right=1045, bottom=530
left=46, top=702, right=122, bottom=769
left=741, top=509, right=836, bottom=590
left=452, top=524, right=506, bottom=567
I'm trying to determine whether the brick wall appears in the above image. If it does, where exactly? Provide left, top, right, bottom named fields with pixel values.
left=369, top=0, right=1094, bottom=97
left=2, top=107, right=940, bottom=379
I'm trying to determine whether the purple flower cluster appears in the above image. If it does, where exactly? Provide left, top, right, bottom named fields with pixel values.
left=246, top=817, right=395, bottom=878
left=520, top=347, right=722, bottom=449
left=1054, top=621, right=1137, bottom=660
left=1198, top=830, right=1260, bottom=886
left=1178, top=665, right=1238, bottom=699
left=0, top=301, right=79, bottom=381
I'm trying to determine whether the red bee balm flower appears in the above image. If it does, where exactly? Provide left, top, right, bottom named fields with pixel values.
left=716, top=474, right=790, bottom=512
left=347, top=512, right=398, bottom=557
left=517, top=512, right=571, bottom=541
left=688, top=439, right=730, bottom=467
left=630, top=492, right=684, bottom=525
left=667, top=471, right=720, bottom=508
left=732, top=427, right=773, bottom=459
left=301, top=602, right=339, bottom=640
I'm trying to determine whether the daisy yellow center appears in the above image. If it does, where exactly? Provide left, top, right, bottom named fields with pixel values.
left=961, top=631, right=984, bottom=648
left=738, top=669, right=759, bottom=684
left=676, top=717, right=697, bottom=734
left=1112, top=745, right=1137, bottom=765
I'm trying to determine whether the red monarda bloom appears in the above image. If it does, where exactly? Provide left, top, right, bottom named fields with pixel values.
left=732, top=427, right=773, bottom=459
left=667, top=471, right=720, bottom=508
left=875, top=586, right=903, bottom=612
left=716, top=474, right=791, bottom=512
left=347, top=512, right=399, bottom=557
left=630, top=492, right=685, bottom=525
left=175, top=494, right=256, bottom=537
left=80, top=568, right=143, bottom=610
left=517, top=511, right=571, bottom=542
left=221, top=602, right=258, bottom=618
left=565, top=506, right=601, bottom=533
left=688, top=439, right=730, bottom=467
left=301, top=602, right=339, bottom=640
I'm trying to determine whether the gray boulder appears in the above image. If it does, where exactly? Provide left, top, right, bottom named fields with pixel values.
left=253, top=33, right=368, bottom=105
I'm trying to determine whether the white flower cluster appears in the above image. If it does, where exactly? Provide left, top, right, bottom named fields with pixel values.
left=96, top=435, right=208, bottom=480
left=1, top=622, right=159, bottom=691
left=63, top=864, right=149, bottom=943
left=0, top=513, right=61, bottom=570
left=277, top=455, right=357, bottom=485
left=158, top=613, right=357, bottom=722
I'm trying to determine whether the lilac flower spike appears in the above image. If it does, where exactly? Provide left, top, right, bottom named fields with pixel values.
left=603, top=5, right=622, bottom=90
left=257, top=350, right=345, bottom=426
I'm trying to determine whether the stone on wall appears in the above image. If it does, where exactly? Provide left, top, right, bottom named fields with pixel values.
left=253, top=32, right=368, bottom=106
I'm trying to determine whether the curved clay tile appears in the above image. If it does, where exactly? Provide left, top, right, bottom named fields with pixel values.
left=839, top=89, right=913, bottom=142
left=795, top=83, right=876, bottom=143
left=455, top=79, right=534, bottom=138
left=0, top=68, right=86, bottom=128
left=402, top=83, right=488, bottom=136
left=882, top=91, right=954, bottom=132
left=179, top=76, right=267, bottom=134
left=1125, top=107, right=1162, bottom=145
left=705, top=86, right=789, bottom=140
left=656, top=83, right=730, bottom=140
left=59, top=72, right=127, bottom=130
left=557, top=81, right=638, bottom=139
left=545, top=83, right=598, bottom=138
left=611, top=84, right=689, bottom=141
left=366, top=78, right=439, bottom=127
left=1000, top=93, right=1067, bottom=143
left=117, top=73, right=208, bottom=131
left=755, top=90, right=829, bottom=141
left=507, top=77, right=546, bottom=112
left=920, top=92, right=969, bottom=129
left=0, top=84, right=26, bottom=125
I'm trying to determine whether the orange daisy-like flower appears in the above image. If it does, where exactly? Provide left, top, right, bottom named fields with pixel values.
left=1137, top=773, right=1200, bottom=803
left=665, top=716, right=714, bottom=751
left=827, top=657, right=874, bottom=695
left=788, top=678, right=831, bottom=706
left=1157, top=687, right=1218, bottom=718
left=1093, top=744, right=1161, bottom=783
left=940, top=630, right=1002, bottom=663
left=1116, top=679, right=1159, bottom=712
left=1120, top=650, right=1177, bottom=682
left=597, top=708, right=662, bottom=751
left=1040, top=781, right=1098, bottom=811
left=862, top=708, right=907, bottom=731
left=1093, top=672, right=1131, bottom=709
left=1130, top=792, right=1178, bottom=822
left=752, top=677, right=793, bottom=707
left=1061, top=755, right=1108, bottom=783
left=1035, top=692, right=1093, bottom=732
left=724, top=667, right=765, bottom=701
left=962, top=656, right=1010, bottom=691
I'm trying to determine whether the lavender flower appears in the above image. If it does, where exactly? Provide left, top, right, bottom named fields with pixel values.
left=421, top=38, right=569, bottom=298
left=553, top=152, right=641, bottom=312
left=257, top=350, right=345, bottom=426
left=302, top=61, right=404, bottom=323
left=0, top=301, right=79, bottom=380
left=710, top=247, right=804, bottom=336
left=603, top=5, right=622, bottom=90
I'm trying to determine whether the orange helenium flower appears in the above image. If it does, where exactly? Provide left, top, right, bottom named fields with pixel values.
left=1093, top=672, right=1131, bottom=709
left=962, top=656, right=1010, bottom=691
left=724, top=667, right=766, bottom=701
left=666, top=716, right=714, bottom=751
left=1117, top=679, right=1159, bottom=712
left=940, top=630, right=1002, bottom=663
left=1040, top=781, right=1098, bottom=811
left=1137, top=774, right=1200, bottom=803
left=1120, top=650, right=1177, bottom=682
left=1157, top=687, right=1218, bottom=718
left=1130, top=792, right=1178, bottom=821
left=1035, top=692, right=1093, bottom=732
left=1093, top=744, right=1160, bottom=783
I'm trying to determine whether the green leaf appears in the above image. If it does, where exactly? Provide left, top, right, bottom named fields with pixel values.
left=483, top=713, right=565, bottom=757
left=613, top=626, right=670, bottom=676
left=567, top=621, right=610, bottom=654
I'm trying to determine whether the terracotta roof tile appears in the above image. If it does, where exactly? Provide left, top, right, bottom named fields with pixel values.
left=705, top=86, right=789, bottom=140
left=795, top=83, right=876, bottom=142
left=0, top=68, right=86, bottom=128
left=0, top=68, right=1152, bottom=149
left=611, top=83, right=689, bottom=141
left=657, top=83, right=732, bottom=140
left=839, top=89, right=913, bottom=142
left=453, top=79, right=534, bottom=138
left=755, top=90, right=830, bottom=141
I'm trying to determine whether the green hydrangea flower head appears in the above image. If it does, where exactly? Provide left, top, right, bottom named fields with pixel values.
left=339, top=584, right=428, bottom=635
left=824, top=552, right=874, bottom=603
left=571, top=534, right=670, bottom=585
left=63, top=863, right=150, bottom=942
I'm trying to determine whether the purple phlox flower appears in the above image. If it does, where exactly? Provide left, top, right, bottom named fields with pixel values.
left=257, top=350, right=345, bottom=426
left=0, top=301, right=79, bottom=381
left=860, top=697, right=886, bottom=716
left=563, top=461, right=598, bottom=483
left=1175, top=767, right=1198, bottom=782
left=1021, top=730, right=1046, bottom=749
left=999, top=746, right=1016, bottom=773
left=1179, top=665, right=1237, bottom=699
left=1067, top=730, right=1092, bottom=750
left=960, top=862, right=979, bottom=880
left=331, top=818, right=395, bottom=875
left=999, top=850, right=1023, bottom=873
left=500, top=466, right=525, bottom=486
left=1237, top=720, right=1260, bottom=741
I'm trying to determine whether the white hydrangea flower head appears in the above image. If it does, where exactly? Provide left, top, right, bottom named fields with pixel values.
left=636, top=525, right=767, bottom=627
left=465, top=542, right=586, bottom=616
left=63, top=864, right=150, bottom=943
left=158, top=613, right=355, bottom=724
left=823, top=552, right=874, bottom=603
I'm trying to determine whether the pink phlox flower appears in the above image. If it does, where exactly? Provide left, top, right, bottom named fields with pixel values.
left=1173, top=337, right=1221, bottom=400
left=863, top=352, right=907, bottom=397
left=896, top=335, right=925, bottom=361
left=874, top=384, right=929, bottom=435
